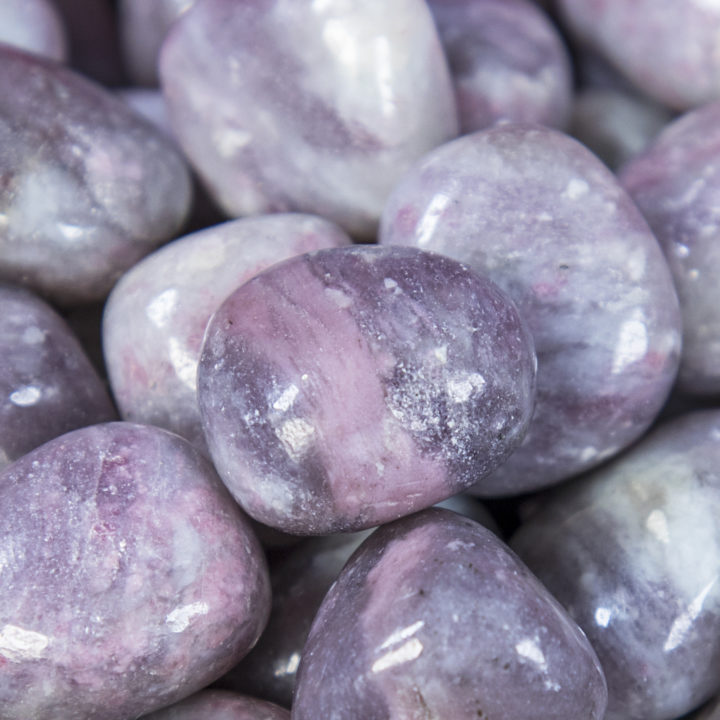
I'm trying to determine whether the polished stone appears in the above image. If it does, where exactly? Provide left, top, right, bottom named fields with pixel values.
left=141, top=690, right=289, bottom=720
left=0, top=0, right=67, bottom=61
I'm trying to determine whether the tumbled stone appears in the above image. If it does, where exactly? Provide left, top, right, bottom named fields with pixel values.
left=620, top=102, right=720, bottom=395
left=381, top=124, right=681, bottom=494
left=0, top=46, right=192, bottom=304
left=293, top=508, right=607, bottom=720
left=141, top=690, right=289, bottom=720
left=104, top=214, right=351, bottom=454
left=0, top=0, right=67, bottom=61
left=428, top=0, right=571, bottom=133
left=198, top=245, right=536, bottom=534
left=0, top=422, right=270, bottom=720
left=160, top=0, right=458, bottom=237
left=512, top=410, right=720, bottom=720
left=0, top=284, right=115, bottom=469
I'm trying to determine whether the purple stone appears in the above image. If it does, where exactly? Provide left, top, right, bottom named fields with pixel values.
left=512, top=410, right=720, bottom=720
left=428, top=0, right=572, bottom=133
left=160, top=0, right=458, bottom=237
left=293, top=508, right=608, bottom=720
left=0, top=0, right=67, bottom=61
left=0, top=284, right=115, bottom=469
left=116, top=88, right=173, bottom=138
left=0, top=46, right=192, bottom=304
left=0, top=422, right=270, bottom=720
left=141, top=689, right=289, bottom=720
left=380, top=124, right=681, bottom=495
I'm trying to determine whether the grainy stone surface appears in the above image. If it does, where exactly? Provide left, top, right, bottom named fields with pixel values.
left=141, top=690, right=289, bottom=720
left=198, top=245, right=536, bottom=534
left=0, top=0, right=67, bottom=61
left=0, top=422, right=270, bottom=720
left=381, top=124, right=681, bottom=494
left=512, top=410, right=720, bottom=720
left=160, top=0, right=458, bottom=237
left=293, top=508, right=608, bottom=720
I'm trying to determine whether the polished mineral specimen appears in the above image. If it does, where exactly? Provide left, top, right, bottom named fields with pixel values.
left=0, top=422, right=270, bottom=720
left=0, top=0, right=67, bottom=61
left=381, top=124, right=681, bottom=494
left=104, top=214, right=351, bottom=454
left=198, top=245, right=536, bottom=534
left=160, top=0, right=458, bottom=237
left=620, top=102, right=720, bottom=395
left=427, top=0, right=572, bottom=133
left=0, top=46, right=192, bottom=304
left=0, top=284, right=115, bottom=469
left=293, top=509, right=608, bottom=720
left=141, top=690, right=289, bottom=720
left=512, top=411, right=720, bottom=720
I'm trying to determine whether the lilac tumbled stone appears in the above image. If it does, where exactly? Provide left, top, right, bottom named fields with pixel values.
left=160, top=0, right=458, bottom=237
left=104, top=214, right=351, bottom=454
left=0, top=46, right=192, bottom=304
left=513, top=410, right=720, bottom=720
left=381, top=124, right=682, bottom=494
left=198, top=245, right=536, bottom=534
left=141, top=690, right=289, bottom=720
left=0, top=0, right=67, bottom=61
left=293, top=508, right=608, bottom=720
left=0, top=284, right=115, bottom=469
left=0, top=422, right=270, bottom=720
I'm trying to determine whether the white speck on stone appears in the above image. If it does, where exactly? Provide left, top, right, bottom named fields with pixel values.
left=276, top=418, right=316, bottom=459
left=612, top=315, right=648, bottom=374
left=688, top=269, right=700, bottom=280
left=384, top=277, right=399, bottom=292
left=273, top=384, right=299, bottom=412
left=646, top=509, right=670, bottom=545
left=165, top=601, right=209, bottom=633
left=563, top=178, right=590, bottom=200
left=433, top=345, right=448, bottom=364
left=515, top=637, right=547, bottom=669
left=372, top=638, right=424, bottom=673
left=447, top=373, right=486, bottom=403
left=146, top=288, right=178, bottom=329
left=0, top=625, right=50, bottom=662
left=595, top=607, right=612, bottom=628
left=379, top=620, right=425, bottom=650
left=674, top=244, right=690, bottom=258
left=168, top=337, right=197, bottom=391
left=537, top=211, right=553, bottom=222
left=22, top=326, right=45, bottom=344
left=580, top=447, right=598, bottom=463
left=275, top=651, right=301, bottom=677
left=216, top=127, right=253, bottom=158
left=9, top=385, right=42, bottom=407
left=324, top=287, right=353, bottom=308
left=58, top=223, right=85, bottom=241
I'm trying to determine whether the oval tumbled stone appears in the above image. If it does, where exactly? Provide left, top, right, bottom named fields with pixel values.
left=198, top=246, right=536, bottom=535
left=141, top=689, right=289, bottom=720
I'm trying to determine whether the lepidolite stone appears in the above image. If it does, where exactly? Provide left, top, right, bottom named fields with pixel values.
left=512, top=411, right=720, bottom=720
left=0, top=284, right=115, bottom=469
left=104, top=214, right=351, bottom=454
left=198, top=246, right=536, bottom=534
left=293, top=509, right=608, bottom=720
left=620, top=103, right=720, bottom=395
left=381, top=124, right=682, bottom=494
left=0, top=422, right=270, bottom=720
left=428, top=0, right=572, bottom=133
left=0, top=0, right=67, bottom=61
left=160, top=0, right=458, bottom=237
left=142, top=690, right=289, bottom=720
left=0, top=46, right=192, bottom=304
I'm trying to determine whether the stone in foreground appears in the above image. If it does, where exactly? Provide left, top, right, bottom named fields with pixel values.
left=0, top=0, right=67, bottom=61
left=141, top=689, right=289, bottom=720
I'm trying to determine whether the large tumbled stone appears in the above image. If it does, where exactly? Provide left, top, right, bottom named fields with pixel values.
left=141, top=690, right=289, bottom=720
left=0, top=0, right=67, bottom=61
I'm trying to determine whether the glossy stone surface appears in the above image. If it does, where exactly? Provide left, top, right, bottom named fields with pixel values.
left=160, top=0, right=458, bottom=237
left=0, top=46, right=192, bottom=305
left=381, top=124, right=681, bottom=494
left=293, top=508, right=607, bottom=720
left=620, top=103, right=720, bottom=395
left=104, top=214, right=351, bottom=454
left=428, top=0, right=572, bottom=133
left=0, top=0, right=67, bottom=61
left=198, top=245, right=536, bottom=534
left=142, top=690, right=289, bottom=720
left=0, top=422, right=270, bottom=720
left=0, top=284, right=115, bottom=469
left=512, top=410, right=720, bottom=720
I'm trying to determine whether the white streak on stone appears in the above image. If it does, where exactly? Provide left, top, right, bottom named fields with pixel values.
left=372, top=637, right=423, bottom=673
left=447, top=373, right=486, bottom=403
left=273, top=384, right=299, bottom=412
left=146, top=288, right=178, bottom=329
left=168, top=337, right=197, bottom=391
left=664, top=577, right=717, bottom=652
left=515, top=637, right=547, bottom=669
left=165, top=601, right=209, bottom=633
left=416, top=193, right=451, bottom=247
left=646, top=509, right=670, bottom=545
left=9, top=385, right=42, bottom=407
left=612, top=316, right=648, bottom=374
left=595, top=607, right=612, bottom=628
left=277, top=418, right=316, bottom=459
left=274, top=651, right=301, bottom=677
left=0, top=625, right=50, bottom=661
left=378, top=620, right=425, bottom=650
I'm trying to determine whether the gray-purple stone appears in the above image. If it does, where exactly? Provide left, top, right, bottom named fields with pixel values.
left=293, top=508, right=608, bottom=720
left=198, top=245, right=536, bottom=534
left=380, top=124, right=681, bottom=495
left=141, top=690, right=289, bottom=720
left=0, top=422, right=270, bottom=720
left=103, top=214, right=351, bottom=454
left=160, top=0, right=458, bottom=238
left=512, top=410, right=720, bottom=720
left=428, top=0, right=572, bottom=133
left=620, top=102, right=720, bottom=395
left=0, top=284, right=115, bottom=469
left=0, top=0, right=67, bottom=61
left=0, top=46, right=192, bottom=304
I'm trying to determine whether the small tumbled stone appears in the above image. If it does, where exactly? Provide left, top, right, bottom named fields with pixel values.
left=141, top=689, right=289, bottom=720
left=198, top=245, right=536, bottom=534
left=0, top=0, right=67, bottom=61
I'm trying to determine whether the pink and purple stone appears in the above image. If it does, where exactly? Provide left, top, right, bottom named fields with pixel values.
left=140, top=689, right=289, bottom=720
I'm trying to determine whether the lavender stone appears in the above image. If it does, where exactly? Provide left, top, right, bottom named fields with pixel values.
left=293, top=508, right=608, bottom=720
left=0, top=284, right=115, bottom=469
left=160, top=0, right=458, bottom=237
left=0, top=46, right=192, bottom=304
left=0, top=0, right=67, bottom=61
left=198, top=245, right=536, bottom=535
left=0, top=422, right=271, bottom=720
left=381, top=124, right=681, bottom=494
left=141, top=690, right=289, bottom=720
left=512, top=410, right=720, bottom=720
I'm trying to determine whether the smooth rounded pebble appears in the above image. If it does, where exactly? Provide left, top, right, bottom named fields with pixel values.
left=141, top=689, right=289, bottom=720
left=0, top=0, right=67, bottom=61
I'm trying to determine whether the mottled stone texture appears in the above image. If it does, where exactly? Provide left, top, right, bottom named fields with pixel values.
left=558, top=0, right=720, bottom=110
left=512, top=411, right=720, bottom=720
left=0, top=422, right=270, bottom=720
left=142, top=690, right=289, bottom=720
left=0, top=284, right=115, bottom=469
left=428, top=0, right=572, bottom=133
left=621, top=103, right=720, bottom=395
left=160, top=0, right=458, bottom=237
left=0, top=46, right=192, bottom=304
left=0, top=0, right=67, bottom=61
left=198, top=246, right=536, bottom=534
left=293, top=509, right=607, bottom=720
left=104, top=214, right=351, bottom=454
left=381, top=124, right=681, bottom=495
